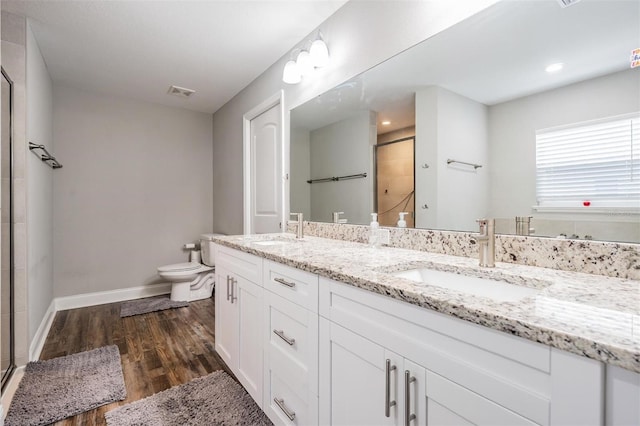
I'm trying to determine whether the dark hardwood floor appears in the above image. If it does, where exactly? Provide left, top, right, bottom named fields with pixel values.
left=39, top=295, right=230, bottom=425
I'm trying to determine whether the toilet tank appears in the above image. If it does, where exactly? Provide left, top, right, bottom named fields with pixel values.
left=200, top=233, right=222, bottom=266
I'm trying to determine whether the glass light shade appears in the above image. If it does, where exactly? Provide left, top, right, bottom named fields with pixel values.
left=282, top=60, right=301, bottom=84
left=310, top=39, right=329, bottom=68
left=296, top=50, right=314, bottom=77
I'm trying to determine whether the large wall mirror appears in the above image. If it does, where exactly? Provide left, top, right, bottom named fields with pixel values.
left=290, top=0, right=640, bottom=243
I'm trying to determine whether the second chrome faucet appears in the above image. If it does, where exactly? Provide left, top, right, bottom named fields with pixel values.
left=473, top=218, right=495, bottom=267
left=289, top=212, right=304, bottom=239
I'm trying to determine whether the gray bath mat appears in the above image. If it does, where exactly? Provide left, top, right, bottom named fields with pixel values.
left=105, top=370, right=272, bottom=425
left=120, top=294, right=188, bottom=317
left=5, top=345, right=126, bottom=426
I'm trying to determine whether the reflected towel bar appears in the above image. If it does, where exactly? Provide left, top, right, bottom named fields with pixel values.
left=29, top=142, right=63, bottom=169
left=307, top=172, right=367, bottom=184
left=446, top=159, right=482, bottom=169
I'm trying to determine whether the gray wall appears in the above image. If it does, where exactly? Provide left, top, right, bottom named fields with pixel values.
left=211, top=0, right=498, bottom=234
left=53, top=86, right=213, bottom=297
left=25, top=23, right=53, bottom=348
left=309, top=112, right=374, bottom=224
left=488, top=69, right=640, bottom=241
left=415, top=87, right=489, bottom=231
left=289, top=127, right=310, bottom=218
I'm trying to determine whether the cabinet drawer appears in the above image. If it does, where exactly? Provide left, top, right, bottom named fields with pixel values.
left=264, top=291, right=318, bottom=397
left=215, top=244, right=262, bottom=284
left=427, top=371, right=539, bottom=426
left=264, top=369, right=318, bottom=426
left=264, top=260, right=318, bottom=312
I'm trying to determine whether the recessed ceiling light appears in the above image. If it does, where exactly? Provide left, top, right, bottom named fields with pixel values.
left=167, top=85, right=195, bottom=98
left=381, top=120, right=391, bottom=126
left=545, top=63, right=564, bottom=73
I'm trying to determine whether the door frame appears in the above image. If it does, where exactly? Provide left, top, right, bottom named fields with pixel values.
left=242, top=91, right=286, bottom=235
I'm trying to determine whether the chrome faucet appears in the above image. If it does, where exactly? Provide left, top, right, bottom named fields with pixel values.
left=289, top=212, right=304, bottom=239
left=474, top=218, right=495, bottom=267
left=332, top=211, right=347, bottom=224
left=515, top=216, right=534, bottom=236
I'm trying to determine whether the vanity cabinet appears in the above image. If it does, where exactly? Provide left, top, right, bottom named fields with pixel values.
left=319, top=320, right=426, bottom=426
left=319, top=277, right=604, bottom=426
left=214, top=245, right=264, bottom=406
left=213, top=243, right=638, bottom=426
left=262, top=260, right=319, bottom=426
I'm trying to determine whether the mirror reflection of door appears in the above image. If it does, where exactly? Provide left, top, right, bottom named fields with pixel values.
left=375, top=136, right=415, bottom=227
left=1, top=67, right=14, bottom=390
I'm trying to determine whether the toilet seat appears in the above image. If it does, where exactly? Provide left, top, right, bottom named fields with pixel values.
left=158, top=262, right=202, bottom=273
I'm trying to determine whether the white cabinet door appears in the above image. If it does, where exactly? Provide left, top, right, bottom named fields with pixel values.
left=319, top=319, right=397, bottom=426
left=425, top=371, right=537, bottom=426
left=214, top=263, right=264, bottom=407
left=236, top=274, right=264, bottom=405
left=215, top=265, right=237, bottom=368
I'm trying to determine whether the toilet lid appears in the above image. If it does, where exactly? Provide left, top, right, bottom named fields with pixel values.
left=157, top=262, right=202, bottom=273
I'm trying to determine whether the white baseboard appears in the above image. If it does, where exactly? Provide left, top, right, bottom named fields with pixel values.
left=54, top=282, right=171, bottom=311
left=29, top=299, right=56, bottom=361
left=28, top=283, right=171, bottom=363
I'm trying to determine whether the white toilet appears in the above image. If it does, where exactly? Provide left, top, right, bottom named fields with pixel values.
left=157, top=234, right=219, bottom=302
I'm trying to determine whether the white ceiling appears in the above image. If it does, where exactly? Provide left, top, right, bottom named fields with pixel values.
left=2, top=0, right=348, bottom=114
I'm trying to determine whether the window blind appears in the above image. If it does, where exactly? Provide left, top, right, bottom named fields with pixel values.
left=536, top=113, right=640, bottom=209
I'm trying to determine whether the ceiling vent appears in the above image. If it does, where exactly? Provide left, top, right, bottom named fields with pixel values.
left=167, top=85, right=195, bottom=98
left=556, top=0, right=581, bottom=8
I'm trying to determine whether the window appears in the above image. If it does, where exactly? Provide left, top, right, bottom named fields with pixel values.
left=535, top=113, right=640, bottom=212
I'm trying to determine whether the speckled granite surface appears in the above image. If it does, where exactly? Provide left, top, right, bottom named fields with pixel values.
left=294, top=222, right=640, bottom=280
left=214, top=233, right=640, bottom=374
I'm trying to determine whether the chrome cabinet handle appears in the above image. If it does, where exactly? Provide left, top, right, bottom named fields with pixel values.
left=274, top=277, right=296, bottom=288
left=404, top=370, right=416, bottom=426
left=230, top=277, right=237, bottom=303
left=226, top=275, right=231, bottom=301
left=273, top=329, right=295, bottom=346
left=274, top=397, right=296, bottom=421
left=385, top=359, right=397, bottom=417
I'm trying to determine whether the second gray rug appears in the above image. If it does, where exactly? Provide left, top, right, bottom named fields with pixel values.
left=105, top=370, right=272, bottom=425
left=120, top=295, right=188, bottom=317
left=5, top=345, right=126, bottom=426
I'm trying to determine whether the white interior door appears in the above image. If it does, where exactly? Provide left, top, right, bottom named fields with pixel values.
left=249, top=103, right=282, bottom=234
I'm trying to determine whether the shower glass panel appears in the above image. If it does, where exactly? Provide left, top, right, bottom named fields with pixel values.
left=1, top=67, right=15, bottom=390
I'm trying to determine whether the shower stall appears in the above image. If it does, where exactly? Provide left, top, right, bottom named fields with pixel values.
left=1, top=66, right=15, bottom=390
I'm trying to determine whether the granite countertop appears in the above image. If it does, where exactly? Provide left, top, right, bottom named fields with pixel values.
left=213, top=233, right=640, bottom=373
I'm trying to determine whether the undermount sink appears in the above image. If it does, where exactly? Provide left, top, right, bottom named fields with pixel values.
left=392, top=268, right=540, bottom=302
left=253, top=240, right=292, bottom=246
left=249, top=236, right=302, bottom=246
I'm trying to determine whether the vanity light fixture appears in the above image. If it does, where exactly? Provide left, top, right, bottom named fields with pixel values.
left=545, top=62, right=564, bottom=73
left=296, top=50, right=315, bottom=77
left=309, top=38, right=329, bottom=68
left=283, top=35, right=330, bottom=84
left=282, top=59, right=302, bottom=84
left=381, top=120, right=391, bottom=126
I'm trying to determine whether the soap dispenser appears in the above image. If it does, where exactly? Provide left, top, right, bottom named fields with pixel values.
left=369, top=213, right=379, bottom=247
left=397, top=212, right=408, bottom=228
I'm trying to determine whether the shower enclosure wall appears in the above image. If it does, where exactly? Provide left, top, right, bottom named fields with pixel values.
left=1, top=66, right=15, bottom=390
